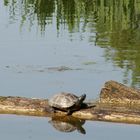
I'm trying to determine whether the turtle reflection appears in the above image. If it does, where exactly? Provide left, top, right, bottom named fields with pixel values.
left=49, top=116, right=86, bottom=134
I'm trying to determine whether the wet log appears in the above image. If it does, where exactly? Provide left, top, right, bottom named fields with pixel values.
left=0, top=80, right=140, bottom=124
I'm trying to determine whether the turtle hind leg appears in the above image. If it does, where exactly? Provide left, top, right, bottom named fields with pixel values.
left=50, top=107, right=56, bottom=113
left=45, top=106, right=56, bottom=113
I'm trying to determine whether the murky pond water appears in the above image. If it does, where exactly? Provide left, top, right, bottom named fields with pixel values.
left=0, top=0, right=140, bottom=139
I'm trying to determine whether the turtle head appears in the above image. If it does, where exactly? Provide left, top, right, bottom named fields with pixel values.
left=72, top=94, right=86, bottom=111
left=78, top=94, right=86, bottom=102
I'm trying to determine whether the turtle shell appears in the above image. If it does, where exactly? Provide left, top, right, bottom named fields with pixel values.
left=48, top=92, right=79, bottom=109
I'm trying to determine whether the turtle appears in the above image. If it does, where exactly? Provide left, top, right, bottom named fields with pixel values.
left=48, top=92, right=86, bottom=115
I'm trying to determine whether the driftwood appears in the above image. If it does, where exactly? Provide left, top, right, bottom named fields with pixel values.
left=1, top=80, right=140, bottom=124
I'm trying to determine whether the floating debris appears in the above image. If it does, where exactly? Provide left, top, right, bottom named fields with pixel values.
left=47, top=66, right=73, bottom=72
left=82, top=61, right=96, bottom=65
left=4, top=65, right=82, bottom=73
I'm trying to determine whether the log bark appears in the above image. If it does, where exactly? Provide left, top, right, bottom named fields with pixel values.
left=1, top=80, right=140, bottom=124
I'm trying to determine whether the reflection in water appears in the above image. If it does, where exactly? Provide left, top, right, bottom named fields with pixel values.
left=3, top=0, right=96, bottom=34
left=3, top=0, right=140, bottom=86
left=94, top=0, right=140, bottom=87
left=49, top=116, right=86, bottom=134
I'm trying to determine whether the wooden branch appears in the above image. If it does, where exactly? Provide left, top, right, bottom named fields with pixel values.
left=1, top=80, right=140, bottom=124
left=0, top=96, right=49, bottom=117
left=100, top=80, right=140, bottom=104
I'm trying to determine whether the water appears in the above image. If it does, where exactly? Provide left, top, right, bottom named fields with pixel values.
left=0, top=0, right=140, bottom=139
left=0, top=114, right=140, bottom=140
